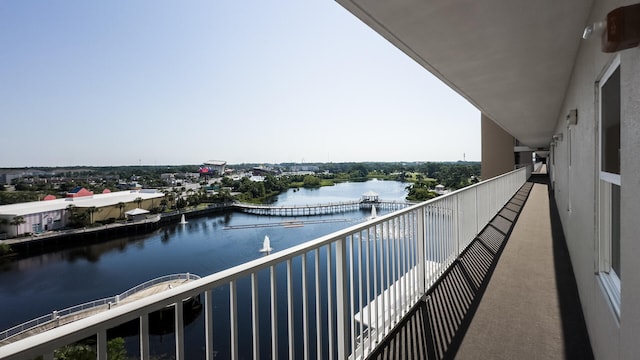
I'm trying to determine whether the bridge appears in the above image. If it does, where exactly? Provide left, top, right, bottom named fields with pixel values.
left=0, top=273, right=200, bottom=346
left=234, top=199, right=411, bottom=217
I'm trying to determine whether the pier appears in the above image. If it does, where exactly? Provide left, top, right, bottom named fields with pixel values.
left=234, top=199, right=411, bottom=217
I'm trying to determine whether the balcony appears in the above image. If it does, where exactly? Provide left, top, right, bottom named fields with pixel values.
left=0, top=167, right=592, bottom=359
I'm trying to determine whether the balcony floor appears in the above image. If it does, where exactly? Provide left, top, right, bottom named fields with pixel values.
left=368, top=176, right=593, bottom=359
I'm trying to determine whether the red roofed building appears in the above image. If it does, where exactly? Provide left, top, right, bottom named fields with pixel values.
left=66, top=187, right=94, bottom=198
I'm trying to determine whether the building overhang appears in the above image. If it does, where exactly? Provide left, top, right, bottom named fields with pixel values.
left=336, top=0, right=595, bottom=148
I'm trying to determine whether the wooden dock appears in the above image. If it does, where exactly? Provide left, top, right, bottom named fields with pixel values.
left=234, top=200, right=411, bottom=217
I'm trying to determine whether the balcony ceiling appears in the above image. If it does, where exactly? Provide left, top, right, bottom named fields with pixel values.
left=336, top=0, right=595, bottom=148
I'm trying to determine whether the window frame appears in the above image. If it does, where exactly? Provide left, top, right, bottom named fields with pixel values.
left=596, top=54, right=621, bottom=319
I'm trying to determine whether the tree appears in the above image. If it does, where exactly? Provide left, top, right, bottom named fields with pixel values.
left=53, top=337, right=127, bottom=360
left=160, top=198, right=168, bottom=211
left=406, top=181, right=438, bottom=202
left=303, top=175, right=321, bottom=188
left=116, top=202, right=126, bottom=220
left=167, top=193, right=176, bottom=209
left=66, top=204, right=88, bottom=228
left=86, top=206, right=99, bottom=225
left=0, top=218, right=8, bottom=243
left=9, top=216, right=25, bottom=237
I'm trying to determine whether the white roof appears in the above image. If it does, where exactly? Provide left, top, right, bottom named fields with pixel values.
left=0, top=190, right=164, bottom=217
left=125, top=208, right=150, bottom=216
left=203, top=160, right=226, bottom=166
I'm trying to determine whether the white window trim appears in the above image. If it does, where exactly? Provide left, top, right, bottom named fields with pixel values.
left=600, top=171, right=621, bottom=186
left=596, top=54, right=621, bottom=320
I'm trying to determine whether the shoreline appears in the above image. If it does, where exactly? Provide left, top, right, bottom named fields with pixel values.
left=1, top=203, right=234, bottom=258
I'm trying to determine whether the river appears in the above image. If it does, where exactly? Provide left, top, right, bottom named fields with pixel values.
left=0, top=180, right=408, bottom=357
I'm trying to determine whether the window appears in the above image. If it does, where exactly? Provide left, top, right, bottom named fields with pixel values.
left=597, top=55, right=621, bottom=318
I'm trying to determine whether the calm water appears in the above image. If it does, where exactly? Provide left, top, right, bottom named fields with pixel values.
left=0, top=180, right=407, bottom=357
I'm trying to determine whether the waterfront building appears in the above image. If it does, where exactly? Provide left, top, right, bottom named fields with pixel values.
left=0, top=189, right=164, bottom=238
left=199, top=160, right=227, bottom=179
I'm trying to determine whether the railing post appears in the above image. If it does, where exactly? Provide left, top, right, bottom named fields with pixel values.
left=287, top=259, right=295, bottom=360
left=251, top=274, right=260, bottom=360
left=270, top=265, right=278, bottom=360
left=97, top=329, right=107, bottom=360
left=335, top=238, right=349, bottom=360
left=454, top=195, right=460, bottom=257
left=474, top=186, right=479, bottom=237
left=205, top=290, right=214, bottom=360
left=140, top=314, right=150, bottom=360
left=416, top=208, right=426, bottom=296
left=230, top=280, right=238, bottom=360
left=175, top=301, right=184, bottom=360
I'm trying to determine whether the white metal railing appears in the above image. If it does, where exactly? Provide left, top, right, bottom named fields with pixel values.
left=0, top=273, right=200, bottom=342
left=0, top=168, right=527, bottom=360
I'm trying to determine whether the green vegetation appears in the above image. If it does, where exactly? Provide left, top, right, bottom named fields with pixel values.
left=50, top=337, right=127, bottom=360
left=9, top=216, right=25, bottom=235
left=0, top=162, right=480, bottom=208
left=0, top=242, right=12, bottom=257
left=405, top=180, right=438, bottom=201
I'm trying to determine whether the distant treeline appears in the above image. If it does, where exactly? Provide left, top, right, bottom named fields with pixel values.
left=0, top=162, right=480, bottom=205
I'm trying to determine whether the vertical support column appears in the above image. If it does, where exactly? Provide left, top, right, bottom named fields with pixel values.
left=205, top=290, right=214, bottom=360
left=365, top=228, right=372, bottom=353
left=335, top=238, right=349, bottom=360
left=140, top=314, right=150, bottom=360
left=97, top=329, right=107, bottom=360
left=454, top=194, right=460, bottom=257
left=475, top=186, right=480, bottom=237
left=175, top=301, right=184, bottom=360
left=416, top=207, right=426, bottom=296
left=371, top=227, right=379, bottom=345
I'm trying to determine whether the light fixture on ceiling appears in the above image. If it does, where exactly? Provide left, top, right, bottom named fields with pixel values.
left=583, top=3, right=640, bottom=52
left=583, top=21, right=606, bottom=39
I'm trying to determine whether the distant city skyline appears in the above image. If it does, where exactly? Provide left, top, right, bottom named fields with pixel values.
left=0, top=1, right=480, bottom=168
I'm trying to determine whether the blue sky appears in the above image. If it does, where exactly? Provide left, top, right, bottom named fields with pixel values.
left=0, top=1, right=479, bottom=167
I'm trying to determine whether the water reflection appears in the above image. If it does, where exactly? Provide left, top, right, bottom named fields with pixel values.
left=0, top=180, right=409, bottom=357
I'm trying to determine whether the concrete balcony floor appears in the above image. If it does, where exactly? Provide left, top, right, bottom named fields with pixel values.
left=368, top=175, right=593, bottom=359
